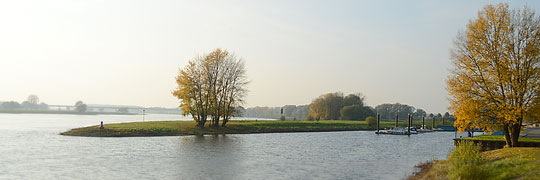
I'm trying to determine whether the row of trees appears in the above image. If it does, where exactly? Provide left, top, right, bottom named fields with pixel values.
left=243, top=106, right=280, bottom=119
left=243, top=105, right=309, bottom=120
left=0, top=95, right=49, bottom=110
left=305, top=93, right=454, bottom=121
left=239, top=100, right=453, bottom=122
left=375, top=103, right=423, bottom=120
left=373, top=103, right=455, bottom=121
left=307, top=93, right=376, bottom=121
left=0, top=95, right=90, bottom=114
left=173, top=49, right=248, bottom=127
left=282, top=105, right=310, bottom=120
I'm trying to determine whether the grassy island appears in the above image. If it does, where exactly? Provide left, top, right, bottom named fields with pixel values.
left=60, top=120, right=413, bottom=137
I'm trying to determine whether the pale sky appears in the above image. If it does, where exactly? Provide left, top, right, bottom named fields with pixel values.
left=0, top=0, right=538, bottom=113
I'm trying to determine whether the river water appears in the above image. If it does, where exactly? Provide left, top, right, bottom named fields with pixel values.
left=0, top=113, right=458, bottom=180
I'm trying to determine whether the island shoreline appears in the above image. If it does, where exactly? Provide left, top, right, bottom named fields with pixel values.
left=60, top=120, right=428, bottom=137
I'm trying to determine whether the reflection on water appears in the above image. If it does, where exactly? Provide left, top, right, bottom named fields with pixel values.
left=177, top=135, right=244, bottom=180
left=0, top=114, right=458, bottom=179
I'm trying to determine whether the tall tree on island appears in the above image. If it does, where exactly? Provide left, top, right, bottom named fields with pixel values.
left=447, top=4, right=540, bottom=147
left=173, top=49, right=249, bottom=127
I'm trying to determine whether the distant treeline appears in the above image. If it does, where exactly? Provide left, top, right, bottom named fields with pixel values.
left=0, top=95, right=49, bottom=110
left=243, top=105, right=309, bottom=120
left=0, top=95, right=180, bottom=115
left=242, top=92, right=455, bottom=121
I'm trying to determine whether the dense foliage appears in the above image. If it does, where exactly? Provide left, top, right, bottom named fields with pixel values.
left=308, top=93, right=376, bottom=120
left=375, top=103, right=427, bottom=120
left=173, top=49, right=248, bottom=127
left=447, top=141, right=488, bottom=180
left=447, top=3, right=540, bottom=147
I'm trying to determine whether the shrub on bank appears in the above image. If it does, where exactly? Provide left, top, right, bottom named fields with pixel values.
left=365, top=117, right=376, bottom=126
left=408, top=146, right=540, bottom=180
left=447, top=140, right=489, bottom=180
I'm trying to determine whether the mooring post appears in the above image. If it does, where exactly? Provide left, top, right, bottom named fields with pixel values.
left=411, top=114, right=413, bottom=128
left=442, top=116, right=445, bottom=125
left=432, top=116, right=435, bottom=130
left=422, top=116, right=425, bottom=129
left=395, top=113, right=398, bottom=128
left=376, top=113, right=380, bottom=134
left=407, top=114, right=411, bottom=136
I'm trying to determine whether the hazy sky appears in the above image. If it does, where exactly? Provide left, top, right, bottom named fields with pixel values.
left=0, top=0, right=538, bottom=113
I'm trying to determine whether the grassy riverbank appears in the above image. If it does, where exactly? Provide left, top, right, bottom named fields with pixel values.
left=409, top=147, right=540, bottom=180
left=458, top=135, right=540, bottom=143
left=61, top=120, right=413, bottom=137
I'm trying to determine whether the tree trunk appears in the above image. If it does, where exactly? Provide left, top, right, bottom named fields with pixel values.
left=222, top=101, right=233, bottom=127
left=197, top=120, right=205, bottom=128
left=510, top=118, right=522, bottom=147
left=222, top=118, right=228, bottom=127
left=503, top=123, right=512, bottom=147
left=199, top=116, right=207, bottom=128
left=213, top=117, right=220, bottom=127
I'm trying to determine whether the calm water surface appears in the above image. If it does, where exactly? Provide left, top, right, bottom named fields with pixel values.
left=0, top=113, right=458, bottom=180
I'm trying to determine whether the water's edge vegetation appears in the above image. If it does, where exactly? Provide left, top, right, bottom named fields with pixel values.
left=458, top=135, right=540, bottom=143
left=408, top=144, right=540, bottom=180
left=60, top=120, right=434, bottom=137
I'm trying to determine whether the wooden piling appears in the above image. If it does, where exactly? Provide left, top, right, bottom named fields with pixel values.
left=395, top=113, right=398, bottom=128
left=376, top=113, right=380, bottom=133
left=407, top=114, right=411, bottom=136
left=442, top=116, right=445, bottom=125
left=410, top=114, right=413, bottom=126
left=432, top=116, right=435, bottom=129
left=422, top=116, right=425, bottom=129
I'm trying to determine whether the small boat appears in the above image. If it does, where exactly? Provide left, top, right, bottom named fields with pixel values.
left=376, top=127, right=417, bottom=135
left=417, top=125, right=433, bottom=133
left=406, top=127, right=419, bottom=134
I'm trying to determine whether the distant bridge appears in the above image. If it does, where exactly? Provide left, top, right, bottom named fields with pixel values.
left=48, top=105, right=180, bottom=114
left=48, top=105, right=139, bottom=112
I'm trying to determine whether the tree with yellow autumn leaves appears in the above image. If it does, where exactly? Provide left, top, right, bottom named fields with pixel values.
left=173, top=49, right=248, bottom=128
left=448, top=3, right=540, bottom=147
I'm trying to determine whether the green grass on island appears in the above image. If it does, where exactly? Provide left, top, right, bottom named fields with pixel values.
left=60, top=120, right=438, bottom=137
left=409, top=147, right=540, bottom=180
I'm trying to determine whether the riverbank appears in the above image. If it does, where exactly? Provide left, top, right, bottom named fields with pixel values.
left=454, top=135, right=540, bottom=151
left=408, top=147, right=540, bottom=180
left=460, top=135, right=540, bottom=143
left=61, top=120, right=411, bottom=137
